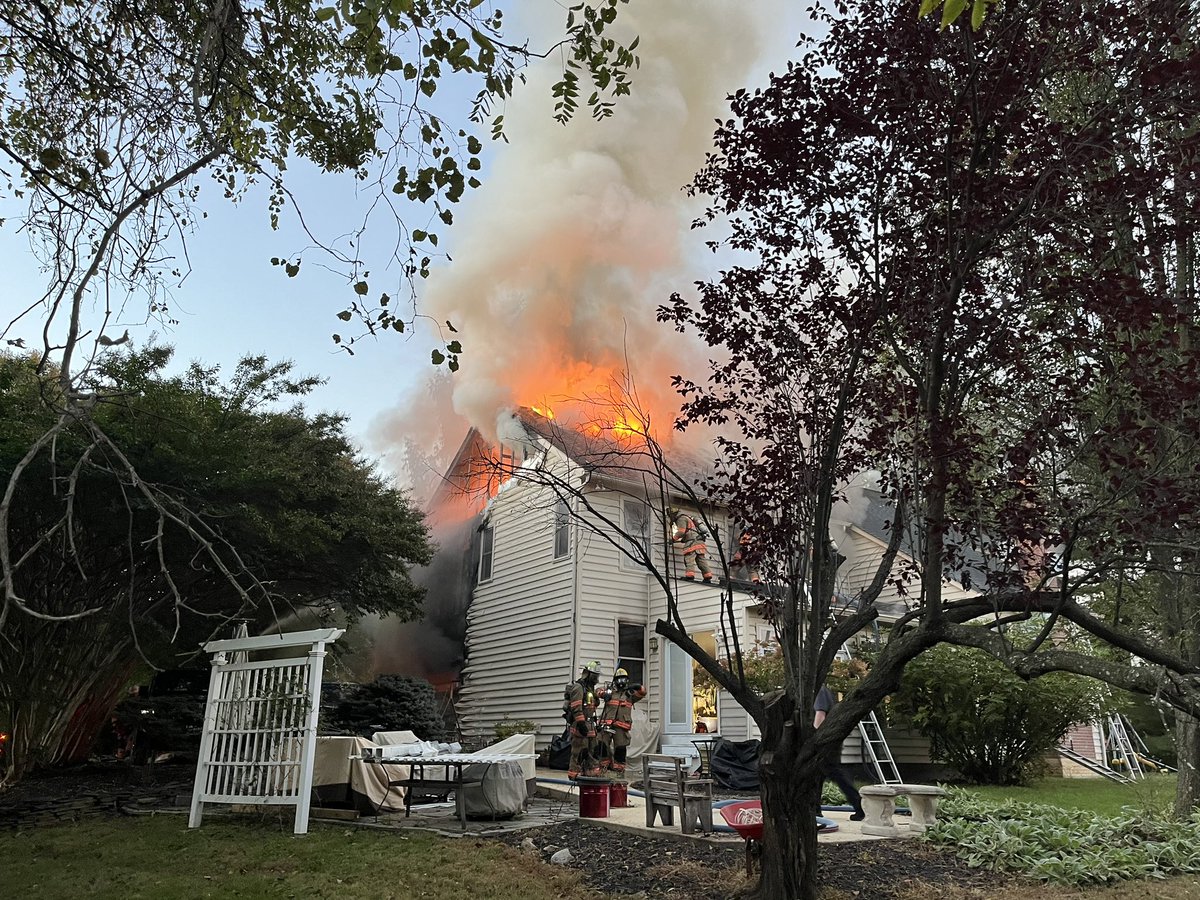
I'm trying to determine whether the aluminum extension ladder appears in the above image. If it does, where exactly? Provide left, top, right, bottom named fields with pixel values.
left=1106, top=714, right=1146, bottom=780
left=835, top=643, right=902, bottom=784
left=1055, top=744, right=1133, bottom=782
left=1120, top=713, right=1177, bottom=773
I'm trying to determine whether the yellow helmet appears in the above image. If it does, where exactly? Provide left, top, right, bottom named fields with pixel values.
left=614, top=667, right=629, bottom=678
left=582, top=660, right=602, bottom=676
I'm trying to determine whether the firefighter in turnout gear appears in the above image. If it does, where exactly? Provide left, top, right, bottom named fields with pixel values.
left=597, top=667, right=646, bottom=778
left=563, top=660, right=603, bottom=779
left=670, top=507, right=713, bottom=582
left=732, top=530, right=762, bottom=584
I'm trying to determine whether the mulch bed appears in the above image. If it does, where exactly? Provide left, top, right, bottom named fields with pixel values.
left=0, top=760, right=194, bottom=828
left=489, top=818, right=1012, bottom=900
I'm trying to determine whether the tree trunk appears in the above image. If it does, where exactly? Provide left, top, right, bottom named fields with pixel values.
left=753, top=740, right=825, bottom=900
left=0, top=616, right=135, bottom=784
left=1175, top=711, right=1200, bottom=819
left=56, top=663, right=137, bottom=764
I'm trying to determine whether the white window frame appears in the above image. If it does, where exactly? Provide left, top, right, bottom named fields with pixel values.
left=479, top=522, right=495, bottom=582
left=553, top=499, right=571, bottom=559
left=616, top=621, right=647, bottom=686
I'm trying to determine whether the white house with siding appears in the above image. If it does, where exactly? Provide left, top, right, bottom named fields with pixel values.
left=441, top=412, right=993, bottom=777
left=439, top=411, right=790, bottom=767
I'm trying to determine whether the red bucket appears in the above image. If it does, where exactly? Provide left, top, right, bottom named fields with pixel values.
left=609, top=781, right=629, bottom=808
left=577, top=778, right=610, bottom=818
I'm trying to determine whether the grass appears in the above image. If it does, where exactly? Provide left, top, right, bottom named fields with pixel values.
left=4, top=813, right=600, bottom=900
left=951, top=774, right=1178, bottom=818
left=4, top=776, right=1194, bottom=900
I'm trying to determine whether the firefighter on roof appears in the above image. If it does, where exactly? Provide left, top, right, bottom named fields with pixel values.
left=597, top=667, right=646, bottom=778
left=669, top=507, right=713, bottom=582
left=563, top=659, right=603, bottom=779
left=732, top=530, right=762, bottom=584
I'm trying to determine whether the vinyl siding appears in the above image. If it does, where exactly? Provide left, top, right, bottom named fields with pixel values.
left=836, top=525, right=977, bottom=613
left=574, top=488, right=659, bottom=734
left=455, top=449, right=580, bottom=746
left=454, top=458, right=929, bottom=763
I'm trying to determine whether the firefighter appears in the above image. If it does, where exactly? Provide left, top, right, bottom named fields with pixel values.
left=563, top=659, right=603, bottom=779
left=669, top=507, right=713, bottom=582
left=732, top=530, right=762, bottom=584
left=597, top=667, right=647, bottom=778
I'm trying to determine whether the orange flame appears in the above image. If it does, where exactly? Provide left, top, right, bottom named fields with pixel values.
left=509, top=355, right=679, bottom=449
left=611, top=412, right=648, bottom=440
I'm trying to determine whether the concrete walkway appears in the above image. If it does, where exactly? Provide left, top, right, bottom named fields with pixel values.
left=532, top=768, right=915, bottom=845
left=315, top=767, right=918, bottom=844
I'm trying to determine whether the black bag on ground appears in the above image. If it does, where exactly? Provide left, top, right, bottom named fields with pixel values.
left=548, top=727, right=572, bottom=770
left=709, top=737, right=761, bottom=790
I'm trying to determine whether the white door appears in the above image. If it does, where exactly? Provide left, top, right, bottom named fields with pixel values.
left=663, top=639, right=693, bottom=737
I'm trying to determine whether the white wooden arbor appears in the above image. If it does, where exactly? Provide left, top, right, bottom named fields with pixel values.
left=188, top=628, right=344, bottom=834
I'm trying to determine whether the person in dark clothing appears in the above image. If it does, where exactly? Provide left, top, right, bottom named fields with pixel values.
left=814, top=685, right=866, bottom=821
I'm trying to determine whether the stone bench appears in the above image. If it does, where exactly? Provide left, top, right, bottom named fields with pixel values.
left=858, top=783, right=947, bottom=836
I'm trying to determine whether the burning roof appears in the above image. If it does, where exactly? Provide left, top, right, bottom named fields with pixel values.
left=431, top=402, right=721, bottom=515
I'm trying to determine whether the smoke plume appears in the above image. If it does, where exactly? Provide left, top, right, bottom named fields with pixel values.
left=421, top=0, right=796, bottom=438
left=366, top=1, right=803, bottom=685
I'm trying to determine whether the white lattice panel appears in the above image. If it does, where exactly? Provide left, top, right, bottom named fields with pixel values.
left=188, top=628, right=343, bottom=834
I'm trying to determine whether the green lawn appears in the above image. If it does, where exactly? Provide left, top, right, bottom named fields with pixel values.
left=4, top=780, right=1194, bottom=900
left=952, top=774, right=1178, bottom=818
left=4, top=813, right=599, bottom=900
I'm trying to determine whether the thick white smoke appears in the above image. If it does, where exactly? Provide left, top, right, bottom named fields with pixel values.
left=364, top=2, right=804, bottom=682
left=420, top=0, right=799, bottom=436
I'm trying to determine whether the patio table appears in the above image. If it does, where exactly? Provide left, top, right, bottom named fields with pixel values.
left=355, top=752, right=533, bottom=830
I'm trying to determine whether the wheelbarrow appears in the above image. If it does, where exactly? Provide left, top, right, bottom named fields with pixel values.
left=717, top=800, right=839, bottom=877
left=718, top=800, right=764, bottom=877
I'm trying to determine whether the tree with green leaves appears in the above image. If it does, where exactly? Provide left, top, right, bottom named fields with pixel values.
left=0, top=1, right=637, bottom=779
left=895, top=641, right=1115, bottom=785
left=0, top=0, right=638, bottom=360
left=0, top=346, right=432, bottom=782
left=324, top=674, right=445, bottom=740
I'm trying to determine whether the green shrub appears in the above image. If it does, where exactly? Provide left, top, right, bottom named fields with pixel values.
left=822, top=781, right=851, bottom=806
left=926, top=787, right=1200, bottom=885
left=894, top=641, right=1115, bottom=785
left=494, top=719, right=537, bottom=742
left=323, top=674, right=445, bottom=740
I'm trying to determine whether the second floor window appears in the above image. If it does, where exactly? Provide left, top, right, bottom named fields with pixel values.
left=554, top=500, right=570, bottom=559
left=618, top=622, right=646, bottom=685
left=479, top=522, right=494, bottom=582
left=622, top=499, right=650, bottom=564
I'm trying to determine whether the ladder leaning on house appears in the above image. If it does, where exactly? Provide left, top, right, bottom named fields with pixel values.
left=1120, top=713, right=1177, bottom=773
left=834, top=643, right=902, bottom=785
left=1055, top=744, right=1133, bottom=782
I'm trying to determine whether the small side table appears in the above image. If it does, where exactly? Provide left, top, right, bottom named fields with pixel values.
left=691, top=737, right=720, bottom=778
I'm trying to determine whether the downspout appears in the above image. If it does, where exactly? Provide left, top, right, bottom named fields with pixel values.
left=570, top=473, right=589, bottom=673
